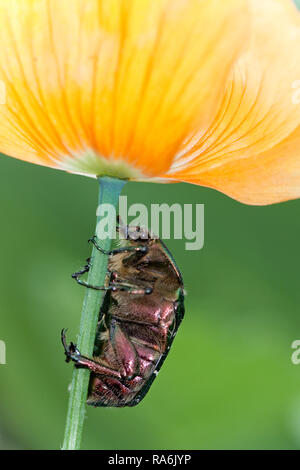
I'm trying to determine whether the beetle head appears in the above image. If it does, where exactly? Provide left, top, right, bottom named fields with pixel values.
left=117, top=216, right=157, bottom=243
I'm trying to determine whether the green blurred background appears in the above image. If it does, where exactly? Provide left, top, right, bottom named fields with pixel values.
left=0, top=153, right=300, bottom=450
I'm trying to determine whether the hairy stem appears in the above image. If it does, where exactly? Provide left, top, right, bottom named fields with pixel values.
left=62, top=176, right=125, bottom=450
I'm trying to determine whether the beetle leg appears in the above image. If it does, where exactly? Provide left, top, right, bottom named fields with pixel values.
left=111, top=283, right=152, bottom=295
left=72, top=254, right=152, bottom=294
left=71, top=258, right=92, bottom=286
left=72, top=265, right=152, bottom=294
left=108, top=271, right=153, bottom=294
left=61, top=329, right=121, bottom=378
left=74, top=280, right=152, bottom=295
left=61, top=328, right=80, bottom=363
left=89, top=235, right=148, bottom=256
left=109, top=319, right=140, bottom=379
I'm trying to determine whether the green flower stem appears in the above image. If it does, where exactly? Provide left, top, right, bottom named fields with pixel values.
left=62, top=176, right=126, bottom=450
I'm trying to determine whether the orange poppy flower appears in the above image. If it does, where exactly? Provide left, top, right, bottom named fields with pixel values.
left=0, top=0, right=299, bottom=205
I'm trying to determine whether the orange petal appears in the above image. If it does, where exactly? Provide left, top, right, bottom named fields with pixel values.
left=166, top=0, right=300, bottom=204
left=0, top=0, right=248, bottom=179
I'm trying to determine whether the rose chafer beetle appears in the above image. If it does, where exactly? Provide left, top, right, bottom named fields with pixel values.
left=62, top=221, right=184, bottom=407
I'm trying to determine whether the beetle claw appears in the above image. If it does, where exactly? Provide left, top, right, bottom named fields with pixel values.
left=61, top=328, right=68, bottom=351
left=61, top=329, right=80, bottom=363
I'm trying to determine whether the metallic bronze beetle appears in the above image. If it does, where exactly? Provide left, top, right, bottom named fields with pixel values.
left=62, top=222, right=184, bottom=407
